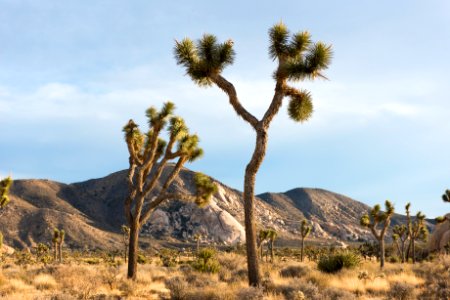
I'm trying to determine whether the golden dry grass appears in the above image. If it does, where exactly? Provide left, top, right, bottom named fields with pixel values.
left=0, top=252, right=447, bottom=299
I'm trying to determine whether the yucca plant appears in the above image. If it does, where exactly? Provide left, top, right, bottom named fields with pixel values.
left=174, top=22, right=332, bottom=286
left=392, top=224, right=408, bottom=263
left=360, top=200, right=394, bottom=268
left=409, top=211, right=427, bottom=264
left=123, top=102, right=217, bottom=280
left=300, top=220, right=312, bottom=262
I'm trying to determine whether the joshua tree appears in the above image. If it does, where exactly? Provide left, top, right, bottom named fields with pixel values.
left=52, top=229, right=60, bottom=261
left=193, top=233, right=202, bottom=252
left=58, top=230, right=65, bottom=263
left=123, top=102, right=217, bottom=280
left=0, top=176, right=12, bottom=249
left=409, top=211, right=427, bottom=264
left=392, top=224, right=408, bottom=263
left=267, top=229, right=277, bottom=263
left=121, top=225, right=130, bottom=262
left=174, top=22, right=332, bottom=286
left=257, top=229, right=269, bottom=260
left=436, top=189, right=450, bottom=225
left=360, top=200, right=394, bottom=268
left=299, top=220, right=311, bottom=262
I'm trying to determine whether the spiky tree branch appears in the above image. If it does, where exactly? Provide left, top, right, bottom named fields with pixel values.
left=174, top=22, right=332, bottom=286
left=436, top=189, right=450, bottom=225
left=123, top=102, right=217, bottom=280
left=392, top=224, right=408, bottom=263
left=409, top=210, right=427, bottom=264
left=360, top=200, right=394, bottom=268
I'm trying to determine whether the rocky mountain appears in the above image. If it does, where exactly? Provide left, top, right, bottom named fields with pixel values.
left=0, top=165, right=436, bottom=250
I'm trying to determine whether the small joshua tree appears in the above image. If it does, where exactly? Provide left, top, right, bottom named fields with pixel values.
left=267, top=229, right=277, bottom=263
left=300, top=220, right=311, bottom=262
left=0, top=176, right=12, bottom=249
left=193, top=233, right=202, bottom=252
left=52, top=229, right=60, bottom=261
left=121, top=225, right=130, bottom=262
left=123, top=102, right=217, bottom=280
left=360, top=200, right=394, bottom=268
left=257, top=229, right=269, bottom=260
left=409, top=211, right=427, bottom=264
left=392, top=224, right=408, bottom=263
left=175, top=22, right=332, bottom=286
left=58, top=230, right=65, bottom=263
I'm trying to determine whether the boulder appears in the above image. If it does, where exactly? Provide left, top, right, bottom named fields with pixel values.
left=428, top=213, right=450, bottom=252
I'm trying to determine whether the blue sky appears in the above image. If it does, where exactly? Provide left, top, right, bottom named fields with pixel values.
left=1, top=0, right=450, bottom=217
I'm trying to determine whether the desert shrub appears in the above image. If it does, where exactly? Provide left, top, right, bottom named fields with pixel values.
left=137, top=253, right=151, bottom=264
left=236, top=287, right=264, bottom=300
left=34, top=243, right=52, bottom=265
left=165, top=277, right=188, bottom=300
left=317, top=252, right=360, bottom=273
left=192, top=248, right=220, bottom=273
left=389, top=255, right=401, bottom=263
left=388, top=282, right=415, bottom=300
left=159, top=248, right=178, bottom=267
left=33, top=273, right=57, bottom=290
left=14, top=249, right=34, bottom=266
left=322, top=287, right=357, bottom=300
left=186, top=287, right=235, bottom=300
left=297, top=281, right=320, bottom=300
left=83, top=257, right=101, bottom=265
left=279, top=265, right=309, bottom=278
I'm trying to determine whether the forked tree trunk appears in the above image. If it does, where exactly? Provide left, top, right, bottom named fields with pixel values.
left=379, top=238, right=385, bottom=268
left=301, top=238, right=305, bottom=262
left=127, top=221, right=140, bottom=280
left=243, top=128, right=268, bottom=286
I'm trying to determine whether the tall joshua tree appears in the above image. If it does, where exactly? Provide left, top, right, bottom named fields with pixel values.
left=174, top=22, right=332, bottom=286
left=409, top=211, right=427, bottom=264
left=392, top=224, right=408, bottom=263
left=52, top=229, right=60, bottom=261
left=267, top=229, right=277, bottom=263
left=360, top=200, right=394, bottom=268
left=299, top=220, right=311, bottom=262
left=123, top=102, right=217, bottom=280
left=0, top=176, right=12, bottom=249
left=58, top=229, right=65, bottom=263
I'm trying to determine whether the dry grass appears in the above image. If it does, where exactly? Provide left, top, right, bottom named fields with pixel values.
left=0, top=252, right=446, bottom=299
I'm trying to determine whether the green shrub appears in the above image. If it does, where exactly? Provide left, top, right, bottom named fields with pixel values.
left=192, top=248, right=220, bottom=273
left=388, top=282, right=415, bottom=300
left=279, top=265, right=309, bottom=278
left=159, top=248, right=178, bottom=267
left=137, top=253, right=151, bottom=264
left=317, top=252, right=360, bottom=273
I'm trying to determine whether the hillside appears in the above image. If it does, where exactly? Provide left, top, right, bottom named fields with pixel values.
left=0, top=166, right=434, bottom=250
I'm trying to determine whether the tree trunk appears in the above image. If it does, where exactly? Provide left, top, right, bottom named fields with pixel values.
left=124, top=242, right=128, bottom=262
left=58, top=243, right=62, bottom=263
left=301, top=238, right=305, bottom=262
left=379, top=238, right=385, bottom=268
left=53, top=243, right=57, bottom=261
left=412, top=239, right=416, bottom=264
left=243, top=128, right=268, bottom=286
left=127, top=221, right=140, bottom=280
left=400, top=241, right=405, bottom=263
left=406, top=239, right=411, bottom=262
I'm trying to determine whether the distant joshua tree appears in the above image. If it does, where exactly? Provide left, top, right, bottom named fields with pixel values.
left=123, top=102, right=217, bottom=280
left=193, top=233, right=202, bottom=252
left=258, top=229, right=269, bottom=261
left=174, top=22, right=332, bottom=286
left=299, top=220, right=312, bottom=262
left=267, top=229, right=277, bottom=263
left=392, top=224, right=408, bottom=263
left=52, top=228, right=65, bottom=262
left=409, top=211, right=427, bottom=264
left=0, top=176, right=12, bottom=249
left=360, top=200, right=394, bottom=268
left=121, top=225, right=130, bottom=262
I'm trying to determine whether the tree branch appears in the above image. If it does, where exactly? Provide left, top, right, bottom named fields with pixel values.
left=261, top=81, right=286, bottom=128
left=211, top=74, right=259, bottom=128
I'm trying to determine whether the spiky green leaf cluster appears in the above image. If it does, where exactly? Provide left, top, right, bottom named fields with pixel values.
left=194, top=173, right=218, bottom=207
left=0, top=176, right=12, bottom=208
left=287, top=90, right=313, bottom=122
left=174, top=36, right=235, bottom=86
left=392, top=224, right=407, bottom=239
left=360, top=200, right=395, bottom=228
left=443, top=189, right=450, bottom=203
left=123, top=101, right=204, bottom=163
left=300, top=219, right=311, bottom=238
left=268, top=22, right=332, bottom=81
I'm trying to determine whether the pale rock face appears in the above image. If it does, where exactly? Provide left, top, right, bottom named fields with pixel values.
left=429, top=213, right=450, bottom=252
left=1, top=244, right=15, bottom=255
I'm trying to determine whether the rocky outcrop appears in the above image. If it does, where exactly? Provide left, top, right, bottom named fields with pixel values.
left=428, top=213, right=450, bottom=252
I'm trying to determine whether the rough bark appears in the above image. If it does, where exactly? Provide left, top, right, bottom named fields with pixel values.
left=300, top=237, right=305, bottom=262
left=379, top=238, right=385, bottom=268
left=127, top=220, right=139, bottom=280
